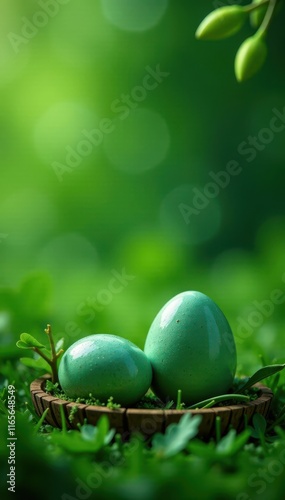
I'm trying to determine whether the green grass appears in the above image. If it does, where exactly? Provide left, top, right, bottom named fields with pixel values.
left=1, top=359, right=285, bottom=500
left=1, top=278, right=285, bottom=499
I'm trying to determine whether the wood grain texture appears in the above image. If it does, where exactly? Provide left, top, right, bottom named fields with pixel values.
left=126, top=409, right=165, bottom=436
left=30, top=376, right=273, bottom=439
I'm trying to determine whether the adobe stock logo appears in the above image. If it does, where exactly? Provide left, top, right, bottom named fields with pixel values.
left=61, top=436, right=142, bottom=500
left=76, top=268, right=135, bottom=324
left=223, top=273, right=285, bottom=351
left=237, top=447, right=285, bottom=499
left=8, top=0, right=71, bottom=54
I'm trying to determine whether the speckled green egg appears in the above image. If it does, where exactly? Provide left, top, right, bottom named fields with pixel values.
left=58, top=334, right=152, bottom=407
left=144, top=291, right=237, bottom=405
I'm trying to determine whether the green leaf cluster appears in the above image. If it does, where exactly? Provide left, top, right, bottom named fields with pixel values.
left=1, top=357, right=285, bottom=500
left=50, top=416, right=115, bottom=454
left=151, top=413, right=202, bottom=458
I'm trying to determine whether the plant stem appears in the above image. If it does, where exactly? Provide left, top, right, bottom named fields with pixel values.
left=45, top=324, right=64, bottom=383
left=33, top=347, right=51, bottom=365
left=188, top=394, right=250, bottom=410
left=33, top=324, right=63, bottom=383
left=59, top=404, right=67, bottom=434
left=34, top=408, right=49, bottom=434
left=215, top=416, right=221, bottom=443
left=244, top=0, right=270, bottom=13
left=258, top=0, right=278, bottom=36
left=202, top=400, right=215, bottom=409
left=33, top=346, right=59, bottom=384
left=176, top=389, right=182, bottom=409
left=45, top=324, right=56, bottom=361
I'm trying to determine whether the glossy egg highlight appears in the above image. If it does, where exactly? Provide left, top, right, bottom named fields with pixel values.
left=144, top=291, right=237, bottom=405
left=58, top=334, right=152, bottom=407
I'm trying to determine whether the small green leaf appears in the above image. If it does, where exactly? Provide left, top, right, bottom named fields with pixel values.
left=152, top=413, right=202, bottom=458
left=234, top=33, right=267, bottom=82
left=248, top=413, right=267, bottom=439
left=81, top=417, right=115, bottom=446
left=188, top=394, right=250, bottom=409
left=49, top=418, right=114, bottom=454
left=97, top=415, right=116, bottom=445
left=253, top=413, right=267, bottom=434
left=226, top=428, right=252, bottom=455
left=20, top=333, right=46, bottom=349
left=216, top=429, right=237, bottom=454
left=216, top=428, right=252, bottom=455
left=16, top=340, right=31, bottom=350
left=19, top=357, right=51, bottom=373
left=189, top=428, right=251, bottom=458
left=80, top=424, right=99, bottom=442
left=195, top=6, right=248, bottom=41
left=34, top=408, right=50, bottom=434
left=238, top=364, right=285, bottom=392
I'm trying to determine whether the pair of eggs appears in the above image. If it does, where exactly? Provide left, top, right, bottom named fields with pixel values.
left=58, top=291, right=237, bottom=407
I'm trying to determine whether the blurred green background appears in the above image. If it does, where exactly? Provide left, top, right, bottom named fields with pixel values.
left=1, top=0, right=285, bottom=375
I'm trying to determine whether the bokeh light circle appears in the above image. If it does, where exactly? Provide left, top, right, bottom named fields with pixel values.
left=101, top=0, right=168, bottom=31
left=159, top=184, right=221, bottom=245
left=103, top=108, right=170, bottom=173
left=116, top=229, right=186, bottom=283
left=33, top=102, right=97, bottom=165
left=50, top=2, right=115, bottom=68
left=37, top=233, right=98, bottom=277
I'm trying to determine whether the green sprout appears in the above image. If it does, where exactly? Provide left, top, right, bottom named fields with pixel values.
left=16, top=324, right=64, bottom=383
left=196, top=0, right=282, bottom=82
left=176, top=389, right=185, bottom=410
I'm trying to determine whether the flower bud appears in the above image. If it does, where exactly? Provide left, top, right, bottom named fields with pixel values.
left=234, top=34, right=267, bottom=82
left=195, top=6, right=248, bottom=41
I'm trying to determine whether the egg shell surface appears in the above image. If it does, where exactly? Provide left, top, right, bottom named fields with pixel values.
left=144, top=291, right=237, bottom=405
left=58, top=334, right=152, bottom=407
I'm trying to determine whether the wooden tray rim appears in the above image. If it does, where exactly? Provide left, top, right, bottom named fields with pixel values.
left=30, top=374, right=273, bottom=417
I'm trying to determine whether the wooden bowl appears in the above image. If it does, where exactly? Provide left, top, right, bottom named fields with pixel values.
left=30, top=374, right=273, bottom=440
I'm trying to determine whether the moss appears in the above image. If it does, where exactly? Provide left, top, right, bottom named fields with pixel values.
left=45, top=379, right=259, bottom=410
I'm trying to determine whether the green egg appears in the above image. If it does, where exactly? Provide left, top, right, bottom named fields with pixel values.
left=58, top=334, right=152, bottom=407
left=144, top=291, right=237, bottom=405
